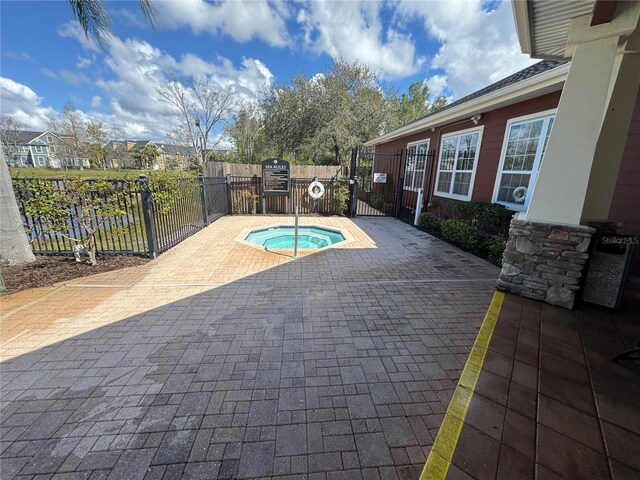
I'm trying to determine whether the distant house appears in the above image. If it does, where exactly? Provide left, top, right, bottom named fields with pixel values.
left=3, top=130, right=89, bottom=168
left=104, top=140, right=194, bottom=170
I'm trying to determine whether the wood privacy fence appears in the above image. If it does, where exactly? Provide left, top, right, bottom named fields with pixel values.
left=229, top=177, right=345, bottom=215
left=205, top=161, right=345, bottom=179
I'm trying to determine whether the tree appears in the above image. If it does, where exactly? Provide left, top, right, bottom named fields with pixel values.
left=0, top=150, right=35, bottom=266
left=20, top=177, right=127, bottom=265
left=131, top=143, right=160, bottom=169
left=157, top=76, right=236, bottom=170
left=389, top=80, right=448, bottom=129
left=68, top=0, right=155, bottom=45
left=105, top=125, right=127, bottom=169
left=227, top=102, right=268, bottom=165
left=164, top=126, right=197, bottom=170
left=49, top=102, right=88, bottom=169
left=0, top=116, right=27, bottom=167
left=261, top=59, right=390, bottom=165
left=86, top=121, right=107, bottom=169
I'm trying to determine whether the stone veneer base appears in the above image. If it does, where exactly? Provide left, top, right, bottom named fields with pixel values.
left=496, top=218, right=595, bottom=309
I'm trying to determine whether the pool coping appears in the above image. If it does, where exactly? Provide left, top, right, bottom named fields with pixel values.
left=234, top=222, right=355, bottom=254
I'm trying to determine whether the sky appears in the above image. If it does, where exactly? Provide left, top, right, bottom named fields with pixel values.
left=0, top=0, right=535, bottom=142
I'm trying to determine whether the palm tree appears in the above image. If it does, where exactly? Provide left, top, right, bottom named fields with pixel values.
left=0, top=1, right=158, bottom=267
left=69, top=0, right=156, bottom=45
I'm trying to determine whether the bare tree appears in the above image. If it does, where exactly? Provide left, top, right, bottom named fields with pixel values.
left=105, top=125, right=127, bottom=169
left=157, top=76, right=236, bottom=169
left=164, top=125, right=197, bottom=170
left=49, top=102, right=88, bottom=169
left=0, top=116, right=27, bottom=167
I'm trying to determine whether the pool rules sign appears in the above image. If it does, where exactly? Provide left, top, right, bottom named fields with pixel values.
left=262, top=158, right=290, bottom=196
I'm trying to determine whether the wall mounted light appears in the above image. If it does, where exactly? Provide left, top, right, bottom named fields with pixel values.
left=471, top=114, right=482, bottom=125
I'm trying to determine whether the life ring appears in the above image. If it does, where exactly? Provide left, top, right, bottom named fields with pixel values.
left=308, top=180, right=325, bottom=200
left=512, top=186, right=527, bottom=203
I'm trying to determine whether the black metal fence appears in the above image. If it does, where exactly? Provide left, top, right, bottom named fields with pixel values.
left=13, top=175, right=229, bottom=258
left=229, top=176, right=344, bottom=215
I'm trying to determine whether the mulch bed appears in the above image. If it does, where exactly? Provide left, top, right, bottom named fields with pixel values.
left=2, top=255, right=149, bottom=293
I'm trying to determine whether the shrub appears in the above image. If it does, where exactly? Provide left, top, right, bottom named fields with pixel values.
left=487, top=235, right=508, bottom=267
left=333, top=179, right=350, bottom=214
left=441, top=219, right=487, bottom=253
left=418, top=212, right=442, bottom=231
left=475, top=203, right=514, bottom=236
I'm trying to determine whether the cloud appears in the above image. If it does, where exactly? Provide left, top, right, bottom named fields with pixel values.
left=154, top=0, right=290, bottom=47
left=0, top=77, right=57, bottom=129
left=396, top=0, right=535, bottom=98
left=84, top=34, right=273, bottom=139
left=57, top=21, right=100, bottom=52
left=40, top=68, right=89, bottom=86
left=4, top=51, right=34, bottom=62
left=76, top=56, right=95, bottom=69
left=91, top=96, right=103, bottom=108
left=296, top=0, right=425, bottom=79
left=426, top=74, right=447, bottom=99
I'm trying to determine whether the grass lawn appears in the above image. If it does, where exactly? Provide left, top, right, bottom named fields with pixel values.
left=9, top=167, right=195, bottom=180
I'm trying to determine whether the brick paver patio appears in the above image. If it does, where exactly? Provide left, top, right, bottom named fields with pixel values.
left=1, top=216, right=500, bottom=479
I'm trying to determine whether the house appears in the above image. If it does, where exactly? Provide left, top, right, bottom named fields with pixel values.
left=103, top=140, right=194, bottom=170
left=2, top=130, right=89, bottom=168
left=366, top=0, right=640, bottom=308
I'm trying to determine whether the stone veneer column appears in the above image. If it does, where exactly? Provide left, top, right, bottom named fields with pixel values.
left=496, top=218, right=595, bottom=309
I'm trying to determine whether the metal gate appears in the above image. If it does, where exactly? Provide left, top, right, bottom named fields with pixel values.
left=348, top=146, right=436, bottom=219
left=349, top=146, right=404, bottom=216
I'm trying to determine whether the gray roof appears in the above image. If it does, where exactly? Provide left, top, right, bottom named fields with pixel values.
left=400, top=60, right=568, bottom=130
left=14, top=130, right=44, bottom=144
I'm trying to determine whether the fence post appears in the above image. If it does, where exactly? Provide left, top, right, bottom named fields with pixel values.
left=225, top=174, right=233, bottom=214
left=414, top=188, right=424, bottom=225
left=139, top=174, right=158, bottom=259
left=348, top=147, right=358, bottom=217
left=395, top=176, right=404, bottom=218
left=198, top=174, right=209, bottom=226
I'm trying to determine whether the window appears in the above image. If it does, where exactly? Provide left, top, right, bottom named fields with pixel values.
left=20, top=156, right=27, bottom=165
left=50, top=145, right=56, bottom=152
left=35, top=145, right=44, bottom=153
left=37, top=156, right=46, bottom=166
left=404, top=139, right=430, bottom=190
left=435, top=127, right=483, bottom=200
left=493, top=112, right=555, bottom=210
left=47, top=136, right=53, bottom=142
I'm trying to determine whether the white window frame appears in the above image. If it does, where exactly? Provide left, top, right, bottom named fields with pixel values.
left=47, top=136, right=53, bottom=142
left=37, top=156, right=46, bottom=166
left=404, top=138, right=430, bottom=191
left=35, top=145, right=44, bottom=153
left=434, top=126, right=484, bottom=201
left=491, top=109, right=556, bottom=211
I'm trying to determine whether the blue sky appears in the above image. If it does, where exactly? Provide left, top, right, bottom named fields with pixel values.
left=0, top=0, right=534, bottom=141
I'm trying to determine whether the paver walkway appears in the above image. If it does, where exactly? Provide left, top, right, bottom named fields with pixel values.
left=445, top=288, right=640, bottom=480
left=0, top=216, right=499, bottom=480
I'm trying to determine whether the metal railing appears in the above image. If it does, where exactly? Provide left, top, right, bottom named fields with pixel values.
left=229, top=176, right=344, bottom=215
left=12, top=175, right=229, bottom=258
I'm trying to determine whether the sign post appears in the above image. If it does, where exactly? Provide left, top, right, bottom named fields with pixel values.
left=261, top=158, right=291, bottom=214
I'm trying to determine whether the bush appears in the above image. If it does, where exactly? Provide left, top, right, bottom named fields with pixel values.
left=441, top=219, right=487, bottom=253
left=487, top=235, right=508, bottom=267
left=418, top=212, right=442, bottom=231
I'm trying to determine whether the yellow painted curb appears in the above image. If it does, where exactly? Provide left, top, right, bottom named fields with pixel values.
left=419, top=290, right=505, bottom=480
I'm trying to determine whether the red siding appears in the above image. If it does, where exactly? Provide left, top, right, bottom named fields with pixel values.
left=376, top=87, right=640, bottom=275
